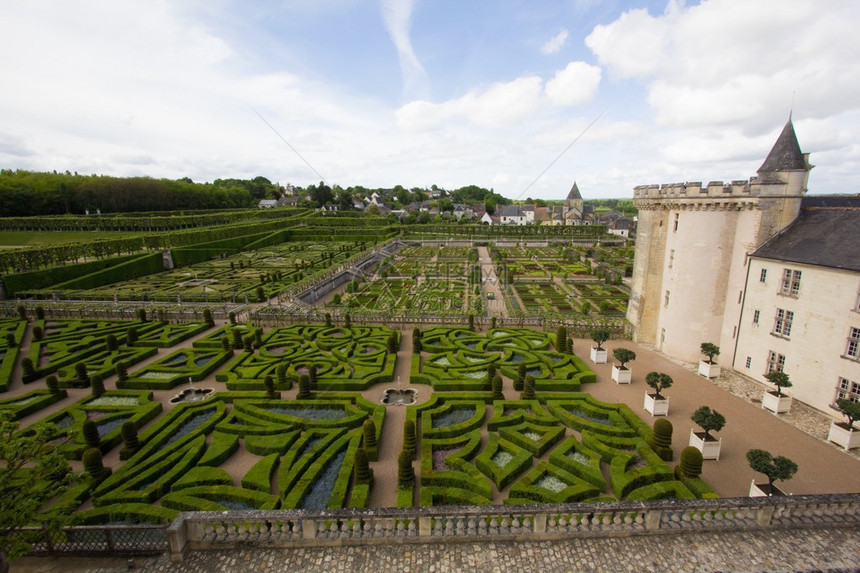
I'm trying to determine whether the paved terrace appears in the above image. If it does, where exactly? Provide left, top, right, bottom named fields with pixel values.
left=9, top=332, right=860, bottom=572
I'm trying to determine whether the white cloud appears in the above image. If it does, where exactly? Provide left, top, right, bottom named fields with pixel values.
left=545, top=62, right=601, bottom=106
left=585, top=8, right=670, bottom=79
left=541, top=30, right=569, bottom=55
left=379, top=0, right=430, bottom=100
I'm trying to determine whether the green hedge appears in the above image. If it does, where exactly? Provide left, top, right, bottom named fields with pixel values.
left=242, top=453, right=280, bottom=492
left=73, top=503, right=179, bottom=525
left=0, top=388, right=67, bottom=419
left=161, top=485, right=280, bottom=511
left=474, top=435, right=533, bottom=490
left=2, top=253, right=144, bottom=296
left=51, top=252, right=164, bottom=291
left=198, top=432, right=240, bottom=466
left=171, top=466, right=234, bottom=491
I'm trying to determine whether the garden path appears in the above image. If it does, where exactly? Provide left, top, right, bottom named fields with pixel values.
left=476, top=246, right=507, bottom=317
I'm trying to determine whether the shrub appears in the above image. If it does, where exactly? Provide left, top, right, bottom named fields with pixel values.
left=90, top=374, right=105, bottom=397
left=228, top=311, right=236, bottom=324
left=308, top=365, right=318, bottom=389
left=354, top=448, right=372, bottom=484
left=520, top=375, right=535, bottom=400
left=276, top=364, right=287, bottom=386
left=220, top=336, right=232, bottom=353
left=403, top=420, right=416, bottom=458
left=590, top=328, right=610, bottom=350
left=492, top=375, right=504, bottom=400
left=413, top=337, right=422, bottom=353
left=126, top=327, right=138, bottom=346
left=700, top=342, right=720, bottom=363
left=114, top=362, right=129, bottom=382
left=46, top=375, right=60, bottom=395
left=679, top=446, right=703, bottom=478
left=691, top=406, right=726, bottom=439
left=242, top=335, right=254, bottom=353
left=106, top=334, right=119, bottom=352
left=17, top=304, right=27, bottom=321
left=232, top=329, right=243, bottom=349
left=297, top=374, right=311, bottom=399
left=35, top=306, right=45, bottom=320
left=203, top=308, right=214, bottom=327
left=650, top=418, right=673, bottom=461
left=344, top=313, right=351, bottom=328
left=763, top=370, right=792, bottom=397
left=83, top=448, right=109, bottom=484
left=555, top=326, right=567, bottom=352
left=747, top=449, right=798, bottom=494
left=398, top=450, right=414, bottom=486
left=325, top=313, right=332, bottom=327
left=566, top=337, right=573, bottom=354
left=137, top=308, right=147, bottom=322
left=613, top=348, right=636, bottom=369
left=121, top=420, right=140, bottom=455
left=387, top=332, right=398, bottom=354
left=363, top=419, right=378, bottom=459
left=74, top=362, right=89, bottom=384
left=515, top=363, right=526, bottom=391
left=5, top=332, right=15, bottom=347
left=836, top=398, right=860, bottom=430
left=645, top=372, right=673, bottom=399
left=82, top=420, right=101, bottom=449
left=264, top=375, right=276, bottom=399
left=32, top=326, right=44, bottom=341
left=21, top=357, right=36, bottom=382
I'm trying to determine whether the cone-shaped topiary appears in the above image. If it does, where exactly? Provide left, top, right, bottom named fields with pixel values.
left=126, top=327, right=138, bottom=346
left=403, top=420, right=416, bottom=458
left=325, top=312, right=332, bottom=327
left=228, top=311, right=236, bottom=324
left=515, top=363, right=526, bottom=391
left=650, top=418, right=674, bottom=461
left=309, top=365, right=318, bottom=389
left=387, top=332, right=398, bottom=354
left=82, top=420, right=100, bottom=449
left=413, top=336, right=422, bottom=353
left=679, top=446, right=704, bottom=478
left=17, top=304, right=27, bottom=321
left=344, top=313, right=351, bottom=328
left=32, top=326, right=43, bottom=341
left=297, top=374, right=311, bottom=399
left=491, top=316, right=497, bottom=329
left=276, top=364, right=287, bottom=386
left=203, top=308, right=214, bottom=327
left=221, top=336, right=232, bottom=353
left=354, top=448, right=373, bottom=484
left=254, top=329, right=263, bottom=348
left=232, top=329, right=243, bottom=349
left=492, top=375, right=504, bottom=400
left=137, top=308, right=147, bottom=322
left=264, top=375, right=276, bottom=399
left=46, top=375, right=60, bottom=395
left=90, top=374, right=105, bottom=397
left=83, top=447, right=110, bottom=484
left=106, top=334, right=118, bottom=352
left=5, top=332, right=15, bottom=347
left=566, top=337, right=574, bottom=354
left=363, top=419, right=379, bottom=461
left=398, top=450, right=414, bottom=486
left=121, top=420, right=139, bottom=453
left=243, top=335, right=254, bottom=353
left=468, top=314, right=475, bottom=331
left=35, top=306, right=45, bottom=320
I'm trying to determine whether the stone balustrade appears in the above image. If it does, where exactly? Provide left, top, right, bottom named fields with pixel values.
left=166, top=494, right=860, bottom=562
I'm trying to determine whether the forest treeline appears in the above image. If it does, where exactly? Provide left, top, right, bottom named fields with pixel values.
left=0, top=170, right=279, bottom=216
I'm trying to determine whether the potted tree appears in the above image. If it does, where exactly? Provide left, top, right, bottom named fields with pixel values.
left=746, top=449, right=798, bottom=497
left=827, top=399, right=860, bottom=450
left=611, top=348, right=636, bottom=384
left=688, top=405, right=725, bottom=460
left=761, top=370, right=793, bottom=414
left=589, top=328, right=610, bottom=364
left=698, top=342, right=721, bottom=378
left=643, top=372, right=672, bottom=416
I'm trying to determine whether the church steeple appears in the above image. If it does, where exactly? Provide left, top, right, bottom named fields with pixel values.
left=566, top=181, right=582, bottom=201
left=758, top=118, right=808, bottom=173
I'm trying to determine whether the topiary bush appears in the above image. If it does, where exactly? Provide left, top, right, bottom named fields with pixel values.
left=203, top=308, right=214, bottom=327
left=115, top=362, right=129, bottom=382
left=21, top=357, right=36, bottom=383
left=679, top=446, right=703, bottom=479
left=83, top=420, right=101, bottom=449
left=90, top=374, right=105, bottom=397
left=362, top=419, right=378, bottom=461
left=520, top=375, right=535, bottom=400
left=398, top=449, right=414, bottom=486
left=46, top=375, right=60, bottom=395
left=297, top=374, right=311, bottom=399
left=403, top=419, right=416, bottom=459
left=106, top=334, right=119, bottom=352
left=650, top=418, right=673, bottom=461
left=32, top=326, right=44, bottom=341
left=83, top=447, right=110, bottom=484
left=354, top=448, right=372, bottom=484
left=121, top=420, right=140, bottom=459
left=492, top=375, right=504, bottom=400
left=126, top=327, right=138, bottom=346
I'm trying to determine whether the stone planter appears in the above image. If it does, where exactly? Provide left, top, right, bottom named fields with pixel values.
left=749, top=480, right=786, bottom=497
left=689, top=429, right=722, bottom=460
left=611, top=364, right=632, bottom=384
left=590, top=347, right=608, bottom=364
left=698, top=360, right=720, bottom=379
left=762, top=391, right=792, bottom=414
left=827, top=421, right=860, bottom=450
left=643, top=392, right=669, bottom=416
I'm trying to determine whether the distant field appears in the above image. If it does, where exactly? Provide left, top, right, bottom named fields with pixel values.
left=0, top=231, right=140, bottom=247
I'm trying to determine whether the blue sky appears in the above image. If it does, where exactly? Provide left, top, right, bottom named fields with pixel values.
left=2, top=0, right=859, bottom=200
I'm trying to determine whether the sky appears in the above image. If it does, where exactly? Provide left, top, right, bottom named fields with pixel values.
left=2, top=0, right=859, bottom=201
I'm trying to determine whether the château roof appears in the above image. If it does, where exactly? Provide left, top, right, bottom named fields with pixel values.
left=758, top=118, right=808, bottom=172
left=752, top=196, right=860, bottom=272
left=566, top=182, right=582, bottom=201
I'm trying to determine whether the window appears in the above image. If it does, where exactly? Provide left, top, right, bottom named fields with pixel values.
left=835, top=377, right=860, bottom=404
left=772, top=309, right=794, bottom=337
left=664, top=290, right=670, bottom=308
left=780, top=269, right=801, bottom=296
left=760, top=268, right=767, bottom=283
left=846, top=327, right=860, bottom=359
left=673, top=213, right=679, bottom=232
left=766, top=351, right=785, bottom=374
left=753, top=310, right=760, bottom=324
left=668, top=249, right=674, bottom=269
left=745, top=356, right=752, bottom=369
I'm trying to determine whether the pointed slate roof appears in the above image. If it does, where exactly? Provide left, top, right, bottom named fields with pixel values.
left=566, top=182, right=582, bottom=201
left=758, top=118, right=807, bottom=172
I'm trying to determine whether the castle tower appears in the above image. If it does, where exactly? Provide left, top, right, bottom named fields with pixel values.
left=626, top=118, right=812, bottom=364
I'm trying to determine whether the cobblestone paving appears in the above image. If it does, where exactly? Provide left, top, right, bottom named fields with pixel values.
left=14, top=528, right=860, bottom=572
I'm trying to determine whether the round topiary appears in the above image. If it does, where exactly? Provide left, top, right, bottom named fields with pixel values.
left=115, top=362, right=129, bottom=381
left=82, top=447, right=104, bottom=477
left=264, top=375, right=275, bottom=398
left=398, top=450, right=414, bottom=486
left=276, top=364, right=287, bottom=386
left=520, top=375, right=536, bottom=400
left=651, top=418, right=674, bottom=461
left=74, top=362, right=88, bottom=383
left=106, top=334, right=119, bottom=352
left=21, top=358, right=35, bottom=382
left=679, top=446, right=704, bottom=479
left=82, top=420, right=101, bottom=448
left=354, top=448, right=372, bottom=484
left=32, top=326, right=44, bottom=341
